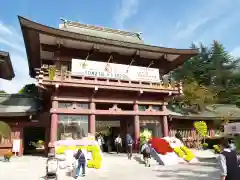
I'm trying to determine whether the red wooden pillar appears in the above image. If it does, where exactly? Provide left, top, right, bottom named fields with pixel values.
left=133, top=103, right=140, bottom=150
left=163, top=116, right=169, bottom=137
left=162, top=104, right=169, bottom=137
left=49, top=100, right=58, bottom=153
left=89, top=102, right=96, bottom=135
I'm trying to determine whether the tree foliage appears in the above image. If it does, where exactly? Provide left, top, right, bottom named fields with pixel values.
left=18, top=83, right=39, bottom=97
left=171, top=80, right=216, bottom=112
left=0, top=90, right=7, bottom=93
left=172, top=40, right=240, bottom=108
left=0, top=121, right=11, bottom=138
left=194, top=121, right=208, bottom=144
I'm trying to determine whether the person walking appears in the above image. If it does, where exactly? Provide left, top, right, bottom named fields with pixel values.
left=74, top=149, right=86, bottom=179
left=126, top=133, right=133, bottom=159
left=115, top=134, right=122, bottom=154
left=218, top=138, right=240, bottom=180
left=141, top=141, right=151, bottom=167
left=175, top=130, right=183, bottom=142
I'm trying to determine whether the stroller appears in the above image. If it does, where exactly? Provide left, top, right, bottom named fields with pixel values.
left=46, top=153, right=58, bottom=180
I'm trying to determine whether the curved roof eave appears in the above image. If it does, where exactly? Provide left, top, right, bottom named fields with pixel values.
left=18, top=16, right=198, bottom=55
left=0, top=51, right=15, bottom=80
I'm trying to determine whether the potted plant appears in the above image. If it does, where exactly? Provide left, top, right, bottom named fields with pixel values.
left=202, top=143, right=208, bottom=150
left=4, top=151, right=13, bottom=162
left=193, top=121, right=208, bottom=149
left=213, top=144, right=221, bottom=154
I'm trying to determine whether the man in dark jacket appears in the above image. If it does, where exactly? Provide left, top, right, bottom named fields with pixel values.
left=75, top=149, right=86, bottom=178
left=218, top=138, right=240, bottom=180
left=126, top=133, right=133, bottom=159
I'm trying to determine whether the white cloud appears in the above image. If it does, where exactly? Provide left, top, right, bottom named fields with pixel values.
left=0, top=21, right=13, bottom=35
left=0, top=21, right=34, bottom=93
left=114, top=0, right=140, bottom=29
left=0, top=38, right=25, bottom=53
left=170, top=0, right=238, bottom=47
left=128, top=0, right=240, bottom=49
left=231, top=47, right=240, bottom=58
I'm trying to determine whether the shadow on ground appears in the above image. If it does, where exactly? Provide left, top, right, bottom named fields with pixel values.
left=154, top=168, right=219, bottom=180
left=152, top=157, right=219, bottom=180
left=133, top=156, right=145, bottom=164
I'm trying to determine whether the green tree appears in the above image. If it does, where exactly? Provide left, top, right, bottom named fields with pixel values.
left=171, top=79, right=216, bottom=112
left=0, top=90, right=7, bottom=93
left=18, top=83, right=39, bottom=97
left=172, top=41, right=240, bottom=105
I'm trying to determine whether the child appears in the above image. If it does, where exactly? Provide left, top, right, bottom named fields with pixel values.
left=74, top=149, right=86, bottom=178
left=141, top=142, right=151, bottom=167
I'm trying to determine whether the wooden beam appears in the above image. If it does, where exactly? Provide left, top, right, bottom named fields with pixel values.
left=50, top=108, right=167, bottom=116
left=41, top=81, right=179, bottom=94
left=147, top=61, right=154, bottom=68
left=85, top=45, right=96, bottom=60
left=51, top=96, right=164, bottom=105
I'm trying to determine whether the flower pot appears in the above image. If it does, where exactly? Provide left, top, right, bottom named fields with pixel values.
left=203, top=146, right=208, bottom=150
left=4, top=156, right=11, bottom=162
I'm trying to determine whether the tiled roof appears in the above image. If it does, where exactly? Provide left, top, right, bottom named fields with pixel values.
left=168, top=104, right=240, bottom=120
left=0, top=93, right=40, bottom=116
left=0, top=50, right=15, bottom=80
left=59, top=19, right=144, bottom=44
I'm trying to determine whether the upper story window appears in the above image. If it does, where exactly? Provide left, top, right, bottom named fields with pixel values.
left=58, top=102, right=89, bottom=109
left=152, top=105, right=161, bottom=111
left=76, top=103, right=89, bottom=109
left=138, top=105, right=148, bottom=111
left=58, top=102, right=72, bottom=108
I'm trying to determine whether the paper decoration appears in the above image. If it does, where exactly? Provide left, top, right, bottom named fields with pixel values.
left=12, top=139, right=21, bottom=153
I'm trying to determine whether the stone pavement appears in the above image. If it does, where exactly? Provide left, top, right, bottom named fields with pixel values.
left=0, top=153, right=219, bottom=180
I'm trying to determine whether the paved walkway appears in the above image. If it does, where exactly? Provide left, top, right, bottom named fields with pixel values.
left=0, top=153, right=219, bottom=180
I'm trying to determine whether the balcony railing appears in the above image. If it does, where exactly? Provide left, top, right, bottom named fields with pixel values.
left=35, top=65, right=182, bottom=92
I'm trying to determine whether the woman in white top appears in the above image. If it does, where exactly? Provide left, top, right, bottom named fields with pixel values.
left=115, top=135, right=122, bottom=154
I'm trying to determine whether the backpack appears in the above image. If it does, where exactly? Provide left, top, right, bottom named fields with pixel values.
left=126, top=134, right=133, bottom=145
left=128, top=139, right=133, bottom=145
left=145, top=145, right=151, bottom=154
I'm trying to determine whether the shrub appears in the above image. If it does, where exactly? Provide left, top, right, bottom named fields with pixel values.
left=4, top=151, right=13, bottom=162
left=173, top=147, right=185, bottom=157
left=194, top=121, right=208, bottom=149
left=140, top=129, right=152, bottom=146
left=202, top=143, right=208, bottom=148
left=151, top=138, right=173, bottom=155
left=234, top=136, right=240, bottom=153
left=213, top=145, right=221, bottom=154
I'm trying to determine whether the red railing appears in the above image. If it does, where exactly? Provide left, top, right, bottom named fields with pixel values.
left=35, top=65, right=182, bottom=92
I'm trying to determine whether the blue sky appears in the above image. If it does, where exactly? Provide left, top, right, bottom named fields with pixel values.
left=1, top=0, right=240, bottom=93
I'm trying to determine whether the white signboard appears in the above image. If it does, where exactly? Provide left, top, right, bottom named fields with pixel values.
left=71, top=59, right=160, bottom=82
left=224, top=123, right=240, bottom=135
